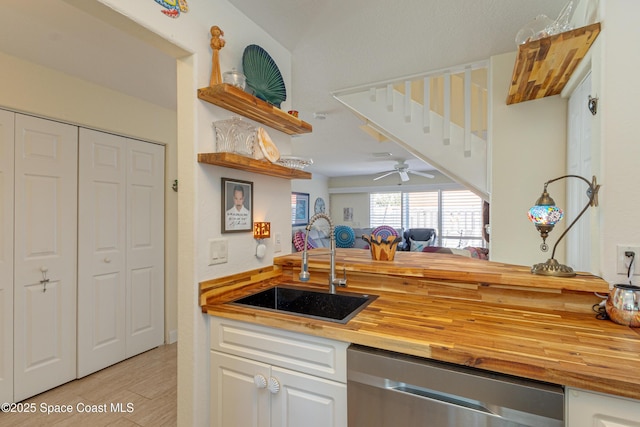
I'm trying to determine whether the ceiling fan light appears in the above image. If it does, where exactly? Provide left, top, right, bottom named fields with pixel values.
left=399, top=170, right=410, bottom=181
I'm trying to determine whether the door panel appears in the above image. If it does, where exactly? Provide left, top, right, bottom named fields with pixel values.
left=0, top=109, right=14, bottom=403
left=271, top=366, right=347, bottom=427
left=211, top=351, right=270, bottom=427
left=77, top=128, right=127, bottom=377
left=13, top=114, right=77, bottom=401
left=126, top=140, right=164, bottom=356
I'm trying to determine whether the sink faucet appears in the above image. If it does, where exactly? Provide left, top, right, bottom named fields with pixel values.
left=298, top=213, right=347, bottom=294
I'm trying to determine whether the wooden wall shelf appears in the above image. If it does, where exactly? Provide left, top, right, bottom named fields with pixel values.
left=198, top=152, right=312, bottom=180
left=506, top=23, right=601, bottom=105
left=197, top=84, right=312, bottom=135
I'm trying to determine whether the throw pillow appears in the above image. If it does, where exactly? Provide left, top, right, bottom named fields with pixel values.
left=410, top=237, right=432, bottom=252
left=293, top=230, right=317, bottom=252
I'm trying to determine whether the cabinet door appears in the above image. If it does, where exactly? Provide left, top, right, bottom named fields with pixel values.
left=126, top=139, right=165, bottom=356
left=211, top=351, right=270, bottom=427
left=13, top=114, right=78, bottom=401
left=566, top=388, right=640, bottom=427
left=77, top=129, right=127, bottom=377
left=271, top=366, right=347, bottom=427
left=0, top=109, right=14, bottom=403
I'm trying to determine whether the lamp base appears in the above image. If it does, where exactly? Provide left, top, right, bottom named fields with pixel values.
left=531, top=258, right=576, bottom=277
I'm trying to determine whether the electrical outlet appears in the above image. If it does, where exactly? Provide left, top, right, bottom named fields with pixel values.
left=274, top=232, right=282, bottom=253
left=616, top=245, right=640, bottom=275
left=208, top=238, right=228, bottom=265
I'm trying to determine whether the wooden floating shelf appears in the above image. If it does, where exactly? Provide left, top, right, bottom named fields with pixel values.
left=506, top=22, right=601, bottom=105
left=198, top=152, right=312, bottom=180
left=197, top=84, right=312, bottom=135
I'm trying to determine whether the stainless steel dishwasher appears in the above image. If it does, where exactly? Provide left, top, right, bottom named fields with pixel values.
left=347, top=345, right=564, bottom=427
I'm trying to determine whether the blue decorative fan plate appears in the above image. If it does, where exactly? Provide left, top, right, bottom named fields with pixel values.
left=334, top=225, right=356, bottom=248
left=242, top=44, right=286, bottom=108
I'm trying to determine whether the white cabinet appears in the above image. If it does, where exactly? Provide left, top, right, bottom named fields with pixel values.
left=77, top=129, right=165, bottom=378
left=566, top=387, right=640, bottom=427
left=210, top=317, right=348, bottom=427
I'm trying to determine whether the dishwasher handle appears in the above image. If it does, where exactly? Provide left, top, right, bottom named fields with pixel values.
left=391, top=383, right=499, bottom=417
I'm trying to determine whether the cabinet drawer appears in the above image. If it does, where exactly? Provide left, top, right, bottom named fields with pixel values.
left=210, top=317, right=348, bottom=382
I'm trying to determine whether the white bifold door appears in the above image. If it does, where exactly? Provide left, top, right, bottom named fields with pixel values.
left=13, top=114, right=78, bottom=402
left=0, top=109, right=15, bottom=403
left=77, top=129, right=164, bottom=378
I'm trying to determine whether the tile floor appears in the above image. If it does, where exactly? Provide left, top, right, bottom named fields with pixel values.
left=0, top=343, right=177, bottom=426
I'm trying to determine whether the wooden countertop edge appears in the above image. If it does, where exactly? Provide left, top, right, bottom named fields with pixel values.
left=199, top=270, right=640, bottom=401
left=272, top=249, right=610, bottom=293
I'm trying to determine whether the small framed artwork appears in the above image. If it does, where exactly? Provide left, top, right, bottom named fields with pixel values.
left=291, top=192, right=309, bottom=226
left=343, top=207, right=353, bottom=222
left=222, top=178, right=253, bottom=233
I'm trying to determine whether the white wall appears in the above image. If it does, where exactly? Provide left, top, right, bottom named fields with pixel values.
left=330, top=193, right=370, bottom=228
left=598, top=0, right=640, bottom=285
left=0, top=50, right=179, bottom=348
left=93, top=0, right=297, bottom=425
left=489, top=52, right=568, bottom=267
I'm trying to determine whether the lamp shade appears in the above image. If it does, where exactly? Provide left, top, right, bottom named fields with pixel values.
left=253, top=222, right=271, bottom=239
left=528, top=205, right=564, bottom=226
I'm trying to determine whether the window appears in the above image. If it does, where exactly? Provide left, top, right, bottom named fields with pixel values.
left=369, top=189, right=484, bottom=248
left=440, top=190, right=484, bottom=248
left=402, top=191, right=438, bottom=229
left=369, top=192, right=401, bottom=228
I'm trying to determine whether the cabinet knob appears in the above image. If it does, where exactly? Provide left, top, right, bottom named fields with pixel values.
left=267, top=377, right=280, bottom=394
left=104, top=257, right=111, bottom=263
left=253, top=374, right=267, bottom=389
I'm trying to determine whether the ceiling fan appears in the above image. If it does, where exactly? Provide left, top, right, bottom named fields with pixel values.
left=373, top=160, right=435, bottom=182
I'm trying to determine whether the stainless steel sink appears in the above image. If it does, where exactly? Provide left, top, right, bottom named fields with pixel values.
left=229, top=286, right=377, bottom=324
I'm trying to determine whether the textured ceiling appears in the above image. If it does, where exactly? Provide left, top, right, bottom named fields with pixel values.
left=0, top=0, right=566, bottom=179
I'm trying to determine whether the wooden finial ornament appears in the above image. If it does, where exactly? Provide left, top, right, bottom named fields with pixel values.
left=210, top=26, right=225, bottom=86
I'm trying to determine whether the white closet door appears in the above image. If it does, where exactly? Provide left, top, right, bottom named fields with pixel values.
left=13, top=114, right=78, bottom=401
left=567, top=72, right=592, bottom=273
left=77, top=129, right=127, bottom=377
left=126, top=139, right=164, bottom=356
left=0, top=109, right=14, bottom=403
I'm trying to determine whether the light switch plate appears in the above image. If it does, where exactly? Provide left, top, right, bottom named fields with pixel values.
left=274, top=232, right=282, bottom=253
left=209, top=238, right=228, bottom=265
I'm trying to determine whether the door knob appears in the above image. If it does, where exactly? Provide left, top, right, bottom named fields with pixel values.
left=254, top=374, right=267, bottom=389
left=39, top=266, right=50, bottom=293
left=267, top=377, right=280, bottom=394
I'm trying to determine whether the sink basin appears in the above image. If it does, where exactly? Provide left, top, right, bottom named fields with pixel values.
left=229, top=286, right=377, bottom=324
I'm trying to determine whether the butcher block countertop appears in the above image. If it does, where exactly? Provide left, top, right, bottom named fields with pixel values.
left=200, top=249, right=640, bottom=400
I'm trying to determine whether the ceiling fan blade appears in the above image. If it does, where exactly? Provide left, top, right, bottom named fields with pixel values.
left=373, top=171, right=395, bottom=181
left=409, top=170, right=435, bottom=179
left=398, top=170, right=410, bottom=182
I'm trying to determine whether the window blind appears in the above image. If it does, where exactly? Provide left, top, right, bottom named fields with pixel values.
left=369, top=189, right=484, bottom=248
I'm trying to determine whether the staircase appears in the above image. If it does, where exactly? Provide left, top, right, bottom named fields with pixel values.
left=332, top=61, right=489, bottom=200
